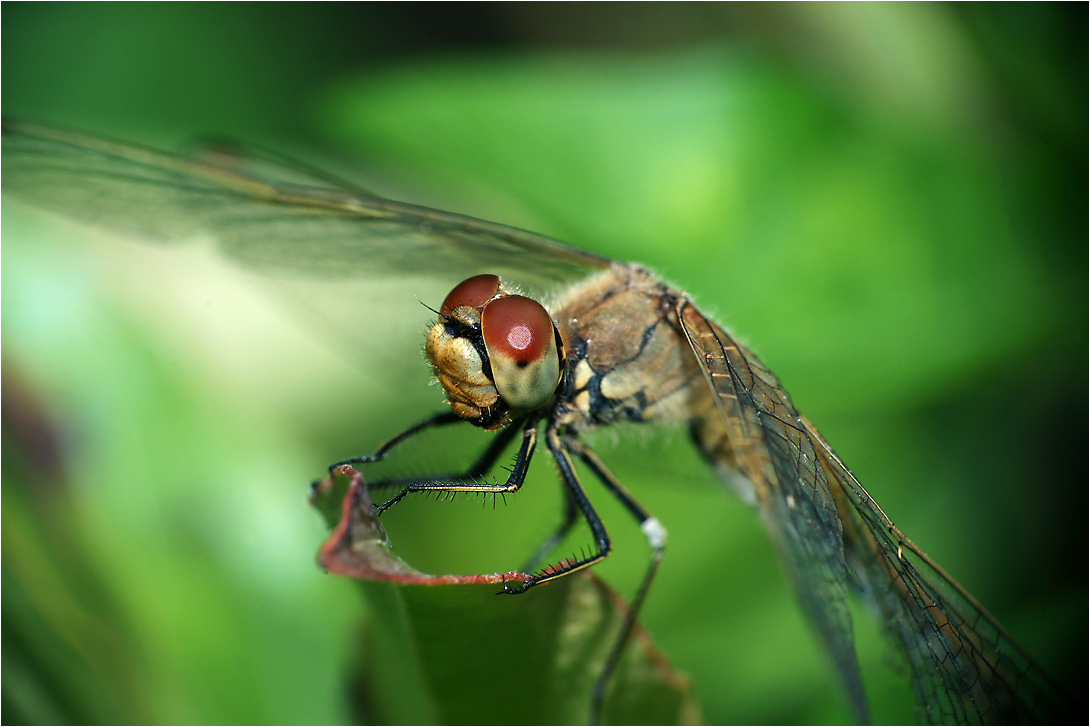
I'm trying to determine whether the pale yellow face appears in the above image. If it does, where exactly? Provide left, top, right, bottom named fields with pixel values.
left=426, top=274, right=561, bottom=430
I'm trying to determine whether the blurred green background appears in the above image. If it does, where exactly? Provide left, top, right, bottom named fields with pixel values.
left=2, top=4, right=1085, bottom=724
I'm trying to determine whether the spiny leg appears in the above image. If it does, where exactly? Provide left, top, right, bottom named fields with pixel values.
left=502, top=426, right=612, bottom=594
left=376, top=421, right=539, bottom=514
left=328, top=411, right=464, bottom=473
left=565, top=436, right=666, bottom=726
left=330, top=410, right=525, bottom=496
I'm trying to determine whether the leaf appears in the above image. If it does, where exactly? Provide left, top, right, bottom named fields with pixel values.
left=311, top=467, right=699, bottom=725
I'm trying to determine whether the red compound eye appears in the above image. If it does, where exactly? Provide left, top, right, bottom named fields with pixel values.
left=440, top=274, right=501, bottom=317
left=481, top=295, right=560, bottom=411
left=481, top=295, right=553, bottom=364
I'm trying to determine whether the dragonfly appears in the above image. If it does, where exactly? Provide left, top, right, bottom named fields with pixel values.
left=1, top=119, right=1072, bottom=724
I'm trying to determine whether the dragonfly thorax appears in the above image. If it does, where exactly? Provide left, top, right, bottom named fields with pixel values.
left=426, top=274, right=563, bottom=430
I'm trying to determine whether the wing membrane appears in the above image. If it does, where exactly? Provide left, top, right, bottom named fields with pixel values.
left=680, top=299, right=1071, bottom=723
left=678, top=302, right=869, bottom=722
left=803, top=418, right=1073, bottom=724
left=2, top=120, right=611, bottom=365
left=1, top=120, right=610, bottom=282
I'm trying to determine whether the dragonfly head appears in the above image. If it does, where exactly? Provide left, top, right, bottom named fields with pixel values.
left=426, top=274, right=563, bottom=430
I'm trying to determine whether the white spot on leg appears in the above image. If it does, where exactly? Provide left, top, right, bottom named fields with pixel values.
left=641, top=517, right=668, bottom=549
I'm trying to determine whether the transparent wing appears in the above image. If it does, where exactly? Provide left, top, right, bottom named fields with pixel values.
left=181, top=135, right=388, bottom=195
left=802, top=418, right=1074, bottom=724
left=678, top=302, right=869, bottom=722
left=1, top=119, right=612, bottom=365
left=679, top=302, right=1072, bottom=724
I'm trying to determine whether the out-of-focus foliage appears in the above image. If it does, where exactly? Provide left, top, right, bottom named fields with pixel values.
left=2, top=4, right=1085, bottom=724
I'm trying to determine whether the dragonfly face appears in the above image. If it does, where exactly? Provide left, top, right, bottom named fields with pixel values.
left=427, top=273, right=563, bottom=429
left=1, top=120, right=1073, bottom=724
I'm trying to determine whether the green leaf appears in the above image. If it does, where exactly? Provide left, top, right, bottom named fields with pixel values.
left=311, top=467, right=698, bottom=724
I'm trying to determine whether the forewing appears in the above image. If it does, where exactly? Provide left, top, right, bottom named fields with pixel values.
left=803, top=419, right=1074, bottom=724
left=1, top=120, right=612, bottom=365
left=677, top=302, right=869, bottom=723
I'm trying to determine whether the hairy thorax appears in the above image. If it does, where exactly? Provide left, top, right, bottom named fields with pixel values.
left=550, top=263, right=711, bottom=432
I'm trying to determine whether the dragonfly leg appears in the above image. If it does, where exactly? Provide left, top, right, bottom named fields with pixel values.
left=375, top=421, right=538, bottom=514
left=564, top=436, right=666, bottom=725
left=328, top=410, right=464, bottom=473
left=330, top=412, right=527, bottom=498
left=502, top=425, right=613, bottom=596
